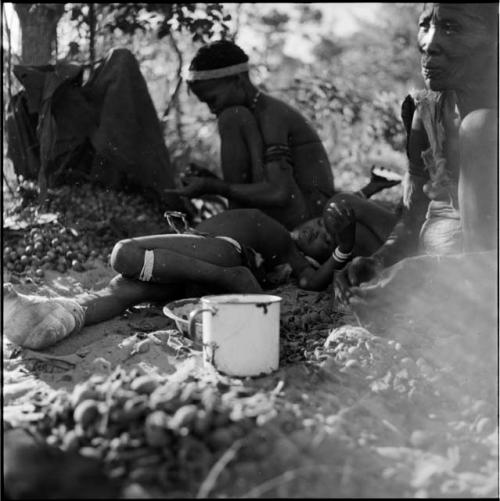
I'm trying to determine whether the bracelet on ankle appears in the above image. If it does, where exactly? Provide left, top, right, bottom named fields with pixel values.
left=332, top=247, right=352, bottom=263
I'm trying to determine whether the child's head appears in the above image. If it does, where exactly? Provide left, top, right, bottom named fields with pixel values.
left=187, top=40, right=251, bottom=115
left=291, top=217, right=335, bottom=263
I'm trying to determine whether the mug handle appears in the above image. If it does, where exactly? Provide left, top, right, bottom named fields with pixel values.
left=188, top=307, right=216, bottom=341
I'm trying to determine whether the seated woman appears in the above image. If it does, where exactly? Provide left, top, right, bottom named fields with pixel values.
left=335, top=2, right=498, bottom=302
left=4, top=199, right=397, bottom=351
left=170, top=40, right=400, bottom=230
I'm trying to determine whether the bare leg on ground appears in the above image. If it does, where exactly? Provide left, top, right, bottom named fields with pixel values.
left=110, top=234, right=262, bottom=293
left=74, top=275, right=179, bottom=325
left=3, top=234, right=263, bottom=349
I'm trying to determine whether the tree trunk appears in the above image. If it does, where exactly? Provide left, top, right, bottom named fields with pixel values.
left=14, top=3, right=64, bottom=65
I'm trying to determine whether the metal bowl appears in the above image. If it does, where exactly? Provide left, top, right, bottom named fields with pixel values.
left=163, top=297, right=202, bottom=341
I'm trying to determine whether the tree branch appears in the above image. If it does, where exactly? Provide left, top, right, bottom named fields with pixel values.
left=162, top=31, right=184, bottom=120
left=162, top=31, right=185, bottom=143
left=232, top=3, right=243, bottom=42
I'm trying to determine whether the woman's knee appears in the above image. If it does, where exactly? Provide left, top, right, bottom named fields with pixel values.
left=109, top=239, right=143, bottom=276
left=460, top=108, right=496, bottom=132
left=218, top=105, right=255, bottom=133
left=459, top=108, right=497, bottom=181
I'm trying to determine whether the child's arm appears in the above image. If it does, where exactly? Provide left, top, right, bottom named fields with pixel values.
left=285, top=202, right=356, bottom=291
left=286, top=248, right=344, bottom=291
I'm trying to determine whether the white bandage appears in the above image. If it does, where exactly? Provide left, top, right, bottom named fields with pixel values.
left=184, top=62, right=250, bottom=81
left=139, top=250, right=155, bottom=282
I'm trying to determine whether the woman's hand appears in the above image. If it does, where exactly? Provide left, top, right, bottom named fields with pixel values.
left=334, top=255, right=383, bottom=304
left=167, top=176, right=228, bottom=198
left=323, top=199, right=355, bottom=251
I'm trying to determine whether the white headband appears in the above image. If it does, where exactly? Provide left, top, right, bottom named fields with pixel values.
left=184, top=62, right=250, bottom=82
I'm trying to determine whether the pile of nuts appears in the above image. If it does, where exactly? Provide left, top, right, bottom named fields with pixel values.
left=26, top=367, right=275, bottom=493
left=3, top=182, right=174, bottom=283
left=4, top=224, right=95, bottom=280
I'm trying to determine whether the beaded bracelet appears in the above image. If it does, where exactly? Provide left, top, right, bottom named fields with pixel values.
left=332, top=246, right=352, bottom=263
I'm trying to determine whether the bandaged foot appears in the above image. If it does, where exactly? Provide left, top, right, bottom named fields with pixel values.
left=3, top=283, right=85, bottom=350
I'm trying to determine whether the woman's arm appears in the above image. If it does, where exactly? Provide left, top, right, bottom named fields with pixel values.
left=172, top=103, right=295, bottom=207
left=334, top=109, right=432, bottom=299
left=371, top=109, right=431, bottom=267
left=223, top=161, right=295, bottom=206
left=371, top=174, right=429, bottom=267
left=174, top=161, right=295, bottom=207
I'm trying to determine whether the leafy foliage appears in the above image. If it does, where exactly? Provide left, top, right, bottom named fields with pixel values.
left=5, top=3, right=423, bottom=198
left=66, top=3, right=231, bottom=43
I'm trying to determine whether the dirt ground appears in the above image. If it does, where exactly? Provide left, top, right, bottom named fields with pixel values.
left=3, top=255, right=499, bottom=499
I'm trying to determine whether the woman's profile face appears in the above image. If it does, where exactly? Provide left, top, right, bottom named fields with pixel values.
left=417, top=4, right=495, bottom=92
left=190, top=79, right=244, bottom=116
left=293, top=217, right=334, bottom=263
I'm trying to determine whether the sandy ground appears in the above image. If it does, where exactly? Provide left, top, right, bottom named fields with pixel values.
left=3, top=256, right=499, bottom=499
left=4, top=261, right=196, bottom=406
left=3, top=259, right=328, bottom=420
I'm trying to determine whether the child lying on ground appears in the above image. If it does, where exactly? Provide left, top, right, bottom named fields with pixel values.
left=4, top=197, right=397, bottom=351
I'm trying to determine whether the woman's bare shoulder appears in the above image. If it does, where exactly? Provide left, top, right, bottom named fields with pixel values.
left=259, top=94, right=319, bottom=142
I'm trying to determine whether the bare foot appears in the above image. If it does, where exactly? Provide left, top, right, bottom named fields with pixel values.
left=3, top=283, right=85, bottom=350
left=370, top=165, right=403, bottom=189
left=357, top=166, right=403, bottom=199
